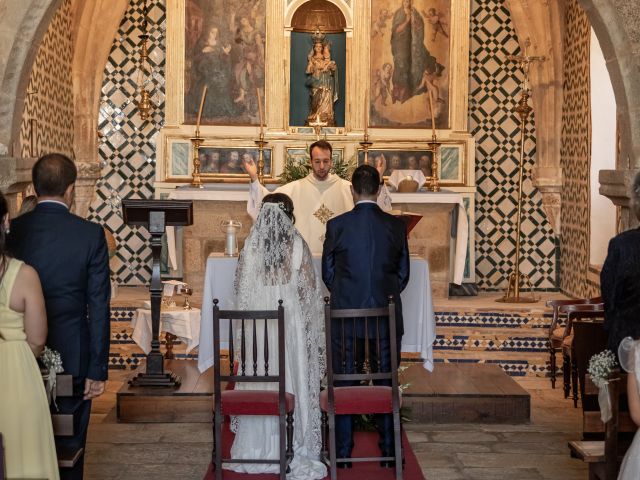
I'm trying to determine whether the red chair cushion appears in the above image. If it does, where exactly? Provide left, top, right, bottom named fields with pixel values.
left=320, top=386, right=400, bottom=414
left=221, top=390, right=295, bottom=415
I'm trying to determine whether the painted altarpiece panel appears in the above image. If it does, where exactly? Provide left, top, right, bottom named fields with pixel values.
left=184, top=0, right=266, bottom=125
left=370, top=0, right=451, bottom=128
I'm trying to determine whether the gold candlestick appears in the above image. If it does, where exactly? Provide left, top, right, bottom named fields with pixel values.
left=254, top=133, right=268, bottom=186
left=361, top=88, right=373, bottom=164
left=424, top=90, right=441, bottom=191
left=191, top=86, right=207, bottom=188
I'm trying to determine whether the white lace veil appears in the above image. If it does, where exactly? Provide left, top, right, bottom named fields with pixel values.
left=233, top=201, right=326, bottom=457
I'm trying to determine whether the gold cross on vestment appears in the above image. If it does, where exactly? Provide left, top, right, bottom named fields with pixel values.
left=506, top=39, right=546, bottom=92
left=313, top=204, right=334, bottom=224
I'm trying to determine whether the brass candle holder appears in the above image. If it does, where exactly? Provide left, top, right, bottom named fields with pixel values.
left=190, top=135, right=204, bottom=188
left=255, top=133, right=269, bottom=185
left=360, top=132, right=373, bottom=165
left=424, top=133, right=441, bottom=192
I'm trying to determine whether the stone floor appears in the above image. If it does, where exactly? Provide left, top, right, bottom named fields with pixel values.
left=85, top=372, right=588, bottom=480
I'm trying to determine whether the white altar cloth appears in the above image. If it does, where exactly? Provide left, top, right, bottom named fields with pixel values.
left=131, top=307, right=201, bottom=354
left=197, top=253, right=435, bottom=373
left=166, top=188, right=468, bottom=285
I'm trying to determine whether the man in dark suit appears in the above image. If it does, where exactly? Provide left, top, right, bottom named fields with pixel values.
left=322, top=164, right=410, bottom=466
left=8, top=153, right=110, bottom=480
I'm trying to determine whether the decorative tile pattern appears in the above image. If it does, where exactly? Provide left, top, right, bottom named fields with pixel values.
left=19, top=0, right=74, bottom=158
left=469, top=0, right=556, bottom=290
left=87, top=0, right=167, bottom=285
left=560, top=0, right=593, bottom=298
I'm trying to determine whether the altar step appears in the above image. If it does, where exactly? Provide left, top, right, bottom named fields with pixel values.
left=117, top=360, right=530, bottom=424
left=108, top=291, right=560, bottom=378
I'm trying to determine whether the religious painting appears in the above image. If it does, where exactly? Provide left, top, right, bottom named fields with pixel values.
left=358, top=149, right=435, bottom=178
left=370, top=0, right=451, bottom=128
left=184, top=0, right=266, bottom=125
left=198, top=146, right=272, bottom=178
left=286, top=147, right=344, bottom=165
left=358, top=145, right=464, bottom=185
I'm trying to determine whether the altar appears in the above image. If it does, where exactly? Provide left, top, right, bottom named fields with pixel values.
left=197, top=253, right=436, bottom=373
left=165, top=188, right=468, bottom=298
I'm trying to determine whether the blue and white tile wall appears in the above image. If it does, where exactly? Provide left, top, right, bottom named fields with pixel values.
left=469, top=0, right=557, bottom=290
left=87, top=0, right=167, bottom=285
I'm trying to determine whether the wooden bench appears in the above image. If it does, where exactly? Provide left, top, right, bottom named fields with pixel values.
left=48, top=373, right=85, bottom=470
left=569, top=374, right=636, bottom=479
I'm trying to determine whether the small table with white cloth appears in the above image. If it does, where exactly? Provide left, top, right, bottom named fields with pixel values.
left=197, top=253, right=435, bottom=373
left=132, top=306, right=201, bottom=356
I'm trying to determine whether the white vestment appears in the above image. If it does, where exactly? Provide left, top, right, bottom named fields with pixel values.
left=248, top=173, right=392, bottom=254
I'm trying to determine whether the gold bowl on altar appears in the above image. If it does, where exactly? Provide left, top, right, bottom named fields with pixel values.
left=397, top=176, right=419, bottom=193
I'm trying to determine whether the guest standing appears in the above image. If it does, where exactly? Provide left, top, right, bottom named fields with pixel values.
left=601, top=171, right=640, bottom=352
left=8, top=153, right=111, bottom=480
left=0, top=191, right=59, bottom=480
left=322, top=164, right=410, bottom=465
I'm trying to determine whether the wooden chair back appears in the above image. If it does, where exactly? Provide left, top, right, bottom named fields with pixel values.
left=323, top=295, right=403, bottom=479
left=547, top=297, right=602, bottom=336
left=572, top=318, right=607, bottom=406
left=212, top=299, right=289, bottom=480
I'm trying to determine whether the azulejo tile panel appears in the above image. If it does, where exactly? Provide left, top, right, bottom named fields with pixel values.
left=560, top=0, right=594, bottom=298
left=88, top=0, right=167, bottom=286
left=469, top=0, right=556, bottom=291
left=19, top=0, right=74, bottom=158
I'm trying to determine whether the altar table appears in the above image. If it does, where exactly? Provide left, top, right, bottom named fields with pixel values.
left=131, top=307, right=201, bottom=354
left=197, top=253, right=435, bottom=373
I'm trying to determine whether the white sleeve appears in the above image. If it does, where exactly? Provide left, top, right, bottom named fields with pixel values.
left=247, top=179, right=270, bottom=220
left=377, top=183, right=393, bottom=211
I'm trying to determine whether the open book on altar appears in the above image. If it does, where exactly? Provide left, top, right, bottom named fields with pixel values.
left=389, top=210, right=423, bottom=236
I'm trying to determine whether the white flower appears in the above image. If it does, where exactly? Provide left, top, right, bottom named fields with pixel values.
left=588, top=349, right=617, bottom=388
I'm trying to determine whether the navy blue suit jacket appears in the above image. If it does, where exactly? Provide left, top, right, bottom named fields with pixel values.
left=8, top=202, right=111, bottom=381
left=601, top=227, right=640, bottom=351
left=322, top=202, right=410, bottom=337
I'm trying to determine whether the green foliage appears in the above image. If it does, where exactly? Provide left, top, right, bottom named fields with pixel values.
left=279, top=145, right=356, bottom=184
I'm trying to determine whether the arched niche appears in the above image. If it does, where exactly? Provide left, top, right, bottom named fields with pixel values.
left=289, top=0, right=347, bottom=127
left=285, top=0, right=353, bottom=32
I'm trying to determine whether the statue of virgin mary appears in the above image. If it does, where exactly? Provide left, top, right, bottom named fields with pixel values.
left=304, top=30, right=339, bottom=127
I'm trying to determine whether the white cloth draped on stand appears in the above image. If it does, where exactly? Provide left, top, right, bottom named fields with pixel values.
left=225, top=202, right=326, bottom=479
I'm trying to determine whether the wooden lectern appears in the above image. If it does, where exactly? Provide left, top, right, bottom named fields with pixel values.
left=122, top=199, right=193, bottom=388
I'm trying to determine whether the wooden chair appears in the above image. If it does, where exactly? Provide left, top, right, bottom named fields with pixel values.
left=547, top=297, right=602, bottom=389
left=569, top=373, right=636, bottom=479
left=559, top=303, right=606, bottom=408
left=211, top=299, right=294, bottom=480
left=320, top=296, right=403, bottom=480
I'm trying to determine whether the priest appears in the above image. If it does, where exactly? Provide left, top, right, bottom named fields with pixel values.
left=244, top=140, right=392, bottom=253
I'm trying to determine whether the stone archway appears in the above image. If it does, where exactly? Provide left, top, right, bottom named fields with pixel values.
left=577, top=0, right=640, bottom=228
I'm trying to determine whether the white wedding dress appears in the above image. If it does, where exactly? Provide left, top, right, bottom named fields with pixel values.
left=617, top=337, right=640, bottom=480
left=225, top=203, right=327, bottom=480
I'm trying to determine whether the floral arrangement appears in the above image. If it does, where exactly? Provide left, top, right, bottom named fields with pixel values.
left=40, top=346, right=64, bottom=408
left=587, top=349, right=617, bottom=422
left=279, top=146, right=355, bottom=184
left=588, top=349, right=617, bottom=387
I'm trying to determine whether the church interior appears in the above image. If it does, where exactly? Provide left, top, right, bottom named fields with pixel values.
left=1, top=0, right=639, bottom=478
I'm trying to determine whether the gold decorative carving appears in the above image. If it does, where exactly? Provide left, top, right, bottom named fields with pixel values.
left=313, top=204, right=334, bottom=224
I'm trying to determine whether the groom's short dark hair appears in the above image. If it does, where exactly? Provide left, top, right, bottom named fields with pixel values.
left=351, top=165, right=380, bottom=196
left=33, top=153, right=77, bottom=197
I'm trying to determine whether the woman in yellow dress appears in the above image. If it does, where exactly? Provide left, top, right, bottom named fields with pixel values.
left=0, top=192, right=59, bottom=480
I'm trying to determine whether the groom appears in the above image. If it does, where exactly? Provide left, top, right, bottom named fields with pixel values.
left=322, top=164, right=410, bottom=466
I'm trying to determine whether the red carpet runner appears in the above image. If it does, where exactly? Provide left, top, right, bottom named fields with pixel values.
left=202, top=427, right=425, bottom=480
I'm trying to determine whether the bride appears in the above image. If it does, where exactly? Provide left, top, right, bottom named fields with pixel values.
left=618, top=336, right=640, bottom=479
left=225, top=193, right=327, bottom=479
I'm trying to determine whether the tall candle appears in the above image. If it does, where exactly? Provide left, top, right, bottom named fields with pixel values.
left=256, top=87, right=264, bottom=136
left=364, top=88, right=369, bottom=136
left=195, top=85, right=208, bottom=137
left=428, top=88, right=436, bottom=138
